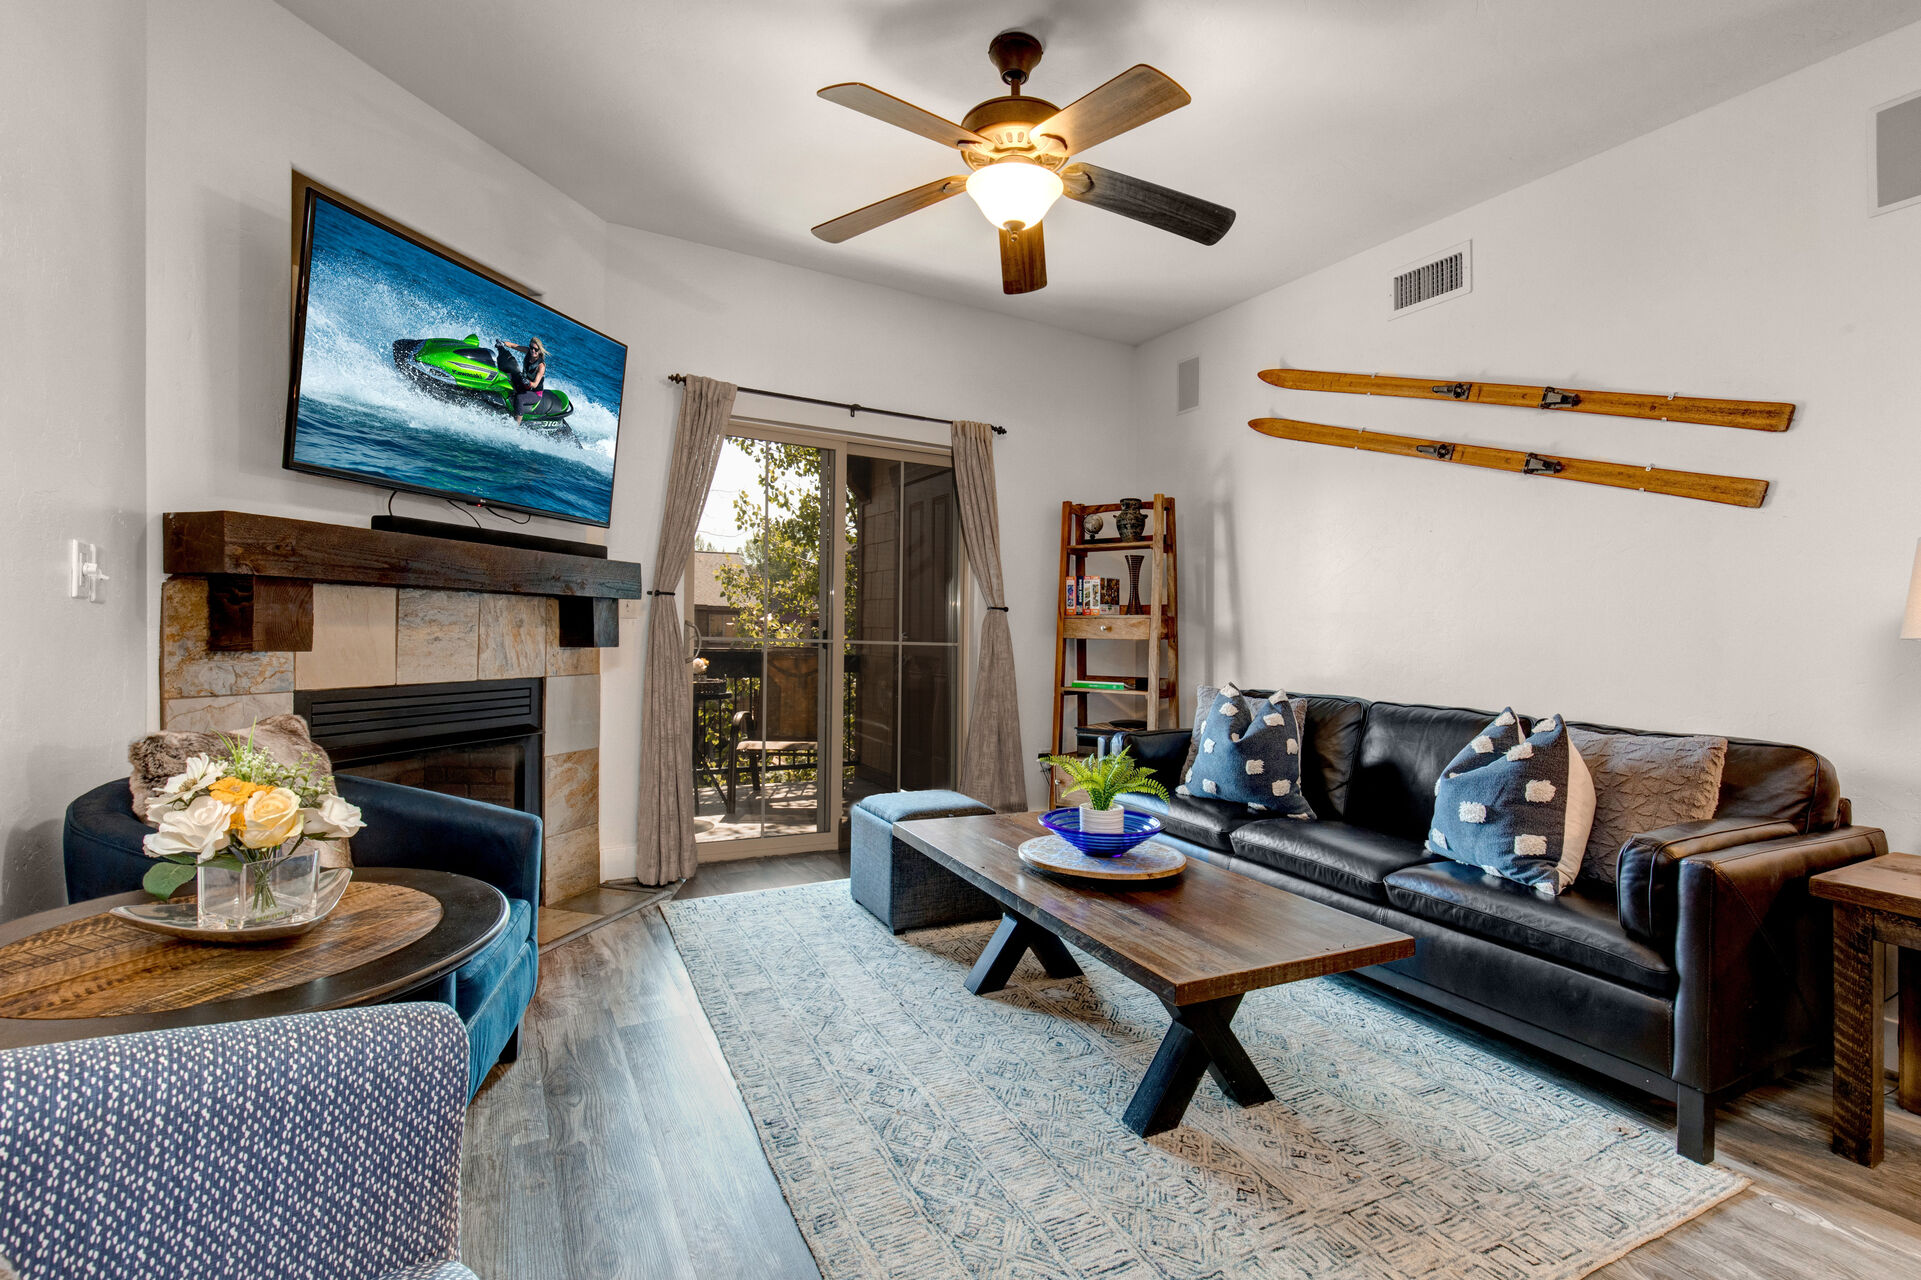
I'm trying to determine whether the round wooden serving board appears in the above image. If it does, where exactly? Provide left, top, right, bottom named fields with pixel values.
left=0, top=882, right=442, bottom=1019
left=1017, top=834, right=1186, bottom=882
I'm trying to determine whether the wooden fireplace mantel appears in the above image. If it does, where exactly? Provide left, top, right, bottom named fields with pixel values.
left=163, top=510, right=644, bottom=652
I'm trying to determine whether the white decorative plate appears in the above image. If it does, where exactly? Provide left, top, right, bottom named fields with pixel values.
left=1017, top=835, right=1186, bottom=882
left=109, top=868, right=354, bottom=943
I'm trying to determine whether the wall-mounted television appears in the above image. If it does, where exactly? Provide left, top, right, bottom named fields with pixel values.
left=283, top=181, right=627, bottom=527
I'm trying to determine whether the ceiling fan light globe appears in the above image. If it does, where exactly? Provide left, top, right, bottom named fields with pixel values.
left=965, top=159, right=1063, bottom=232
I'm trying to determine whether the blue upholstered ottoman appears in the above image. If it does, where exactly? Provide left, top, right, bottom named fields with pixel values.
left=850, top=790, right=1000, bottom=932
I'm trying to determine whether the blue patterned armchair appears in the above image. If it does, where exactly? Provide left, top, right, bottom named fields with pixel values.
left=63, top=774, right=540, bottom=1097
left=0, top=1005, right=478, bottom=1280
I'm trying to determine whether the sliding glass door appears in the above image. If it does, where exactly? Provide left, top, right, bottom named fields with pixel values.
left=843, top=455, right=963, bottom=810
left=690, top=427, right=964, bottom=853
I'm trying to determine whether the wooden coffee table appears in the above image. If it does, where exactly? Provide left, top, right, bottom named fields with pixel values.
left=0, top=867, right=507, bottom=1051
left=893, top=811, right=1416, bottom=1136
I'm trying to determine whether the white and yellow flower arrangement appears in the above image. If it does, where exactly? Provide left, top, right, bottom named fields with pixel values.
left=141, top=730, right=365, bottom=921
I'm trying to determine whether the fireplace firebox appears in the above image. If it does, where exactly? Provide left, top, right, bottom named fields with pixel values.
left=296, top=678, right=543, bottom=819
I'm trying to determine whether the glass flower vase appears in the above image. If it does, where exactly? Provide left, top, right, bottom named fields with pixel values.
left=196, top=846, right=320, bottom=930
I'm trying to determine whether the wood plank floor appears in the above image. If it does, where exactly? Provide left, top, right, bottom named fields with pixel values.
left=463, top=852, right=1921, bottom=1279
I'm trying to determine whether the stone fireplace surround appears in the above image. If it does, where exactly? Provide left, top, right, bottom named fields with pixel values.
left=159, top=578, right=602, bottom=903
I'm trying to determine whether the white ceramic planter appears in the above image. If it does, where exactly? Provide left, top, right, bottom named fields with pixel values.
left=1079, top=804, right=1126, bottom=834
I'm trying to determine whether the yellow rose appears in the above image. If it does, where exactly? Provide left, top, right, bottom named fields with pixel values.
left=207, top=777, right=264, bottom=808
left=239, top=787, right=304, bottom=850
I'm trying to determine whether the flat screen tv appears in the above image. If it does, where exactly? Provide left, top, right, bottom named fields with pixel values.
left=284, top=184, right=627, bottom=526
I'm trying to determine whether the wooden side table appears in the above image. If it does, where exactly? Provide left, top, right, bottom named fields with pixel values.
left=1810, top=852, right=1921, bottom=1166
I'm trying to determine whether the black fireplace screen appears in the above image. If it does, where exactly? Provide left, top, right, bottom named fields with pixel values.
left=296, top=678, right=543, bottom=818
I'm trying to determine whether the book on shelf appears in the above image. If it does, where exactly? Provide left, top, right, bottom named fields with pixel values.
left=1064, top=576, right=1123, bottom=616
left=1065, top=679, right=1130, bottom=691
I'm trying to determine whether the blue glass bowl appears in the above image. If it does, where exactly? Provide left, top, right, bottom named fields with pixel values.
left=1038, top=807, right=1164, bottom=857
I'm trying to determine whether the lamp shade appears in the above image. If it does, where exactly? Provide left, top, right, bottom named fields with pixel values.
left=965, top=158, right=1064, bottom=231
left=1903, top=539, right=1921, bottom=639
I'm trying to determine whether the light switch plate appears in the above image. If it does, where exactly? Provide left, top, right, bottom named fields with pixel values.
left=69, top=540, right=109, bottom=603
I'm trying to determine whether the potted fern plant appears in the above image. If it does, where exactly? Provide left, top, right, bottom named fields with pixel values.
left=1043, top=747, right=1168, bottom=835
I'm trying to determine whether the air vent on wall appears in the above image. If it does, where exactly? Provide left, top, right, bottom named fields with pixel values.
left=1176, top=356, right=1201, bottom=413
left=1390, top=240, right=1471, bottom=318
left=1872, top=89, right=1921, bottom=216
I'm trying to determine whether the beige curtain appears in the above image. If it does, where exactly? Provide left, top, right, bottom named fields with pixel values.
left=636, top=376, right=738, bottom=884
left=951, top=420, right=1026, bottom=812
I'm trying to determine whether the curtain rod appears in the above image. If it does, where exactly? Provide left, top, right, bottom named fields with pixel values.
left=667, top=374, right=1006, bottom=435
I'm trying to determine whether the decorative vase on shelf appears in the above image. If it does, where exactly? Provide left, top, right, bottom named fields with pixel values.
left=1082, top=513, right=1106, bottom=542
left=1079, top=804, right=1126, bottom=835
left=1114, top=498, right=1146, bottom=542
left=196, top=846, right=321, bottom=930
left=1124, top=554, right=1146, bottom=615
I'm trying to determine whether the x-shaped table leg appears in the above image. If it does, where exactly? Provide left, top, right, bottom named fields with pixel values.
left=965, top=912, right=1084, bottom=995
left=1122, top=993, right=1274, bottom=1137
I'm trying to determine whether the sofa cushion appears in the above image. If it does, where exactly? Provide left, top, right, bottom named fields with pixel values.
left=461, top=937, right=538, bottom=1097
left=1349, top=701, right=1524, bottom=843
left=1179, top=686, right=1316, bottom=818
left=1231, top=819, right=1435, bottom=903
left=1116, top=790, right=1261, bottom=853
left=454, top=896, right=532, bottom=1020
left=1297, top=695, right=1369, bottom=819
left=1426, top=711, right=1596, bottom=896
left=1384, top=861, right=1676, bottom=994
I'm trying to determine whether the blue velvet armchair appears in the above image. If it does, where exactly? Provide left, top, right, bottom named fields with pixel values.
left=63, top=774, right=540, bottom=1097
left=0, top=1004, right=478, bottom=1280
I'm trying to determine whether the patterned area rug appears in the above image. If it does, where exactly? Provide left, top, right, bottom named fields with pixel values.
left=661, top=882, right=1745, bottom=1280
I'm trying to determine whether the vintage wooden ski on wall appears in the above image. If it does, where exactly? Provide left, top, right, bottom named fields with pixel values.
left=1258, top=368, right=1794, bottom=433
left=1247, top=416, right=1769, bottom=508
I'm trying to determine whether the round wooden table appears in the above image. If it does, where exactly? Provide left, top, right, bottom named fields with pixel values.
left=0, top=867, right=507, bottom=1051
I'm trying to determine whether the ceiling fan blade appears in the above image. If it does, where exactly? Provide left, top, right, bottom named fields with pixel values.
left=817, top=83, right=988, bottom=149
left=812, top=176, right=970, bottom=244
left=1031, top=65, right=1190, bottom=156
left=999, top=222, right=1046, bottom=295
left=1061, top=163, right=1236, bottom=245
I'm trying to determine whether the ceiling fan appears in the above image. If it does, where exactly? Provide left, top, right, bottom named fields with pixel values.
left=812, top=30, right=1236, bottom=295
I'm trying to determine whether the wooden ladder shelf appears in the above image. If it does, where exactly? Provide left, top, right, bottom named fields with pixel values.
left=1047, top=495, right=1179, bottom=804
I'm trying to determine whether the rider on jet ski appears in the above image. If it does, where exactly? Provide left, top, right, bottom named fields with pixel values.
left=494, top=337, right=548, bottom=423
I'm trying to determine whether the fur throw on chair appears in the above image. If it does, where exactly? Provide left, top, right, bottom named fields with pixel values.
left=128, top=714, right=350, bottom=867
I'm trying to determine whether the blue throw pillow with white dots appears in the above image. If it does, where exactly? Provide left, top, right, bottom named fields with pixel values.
left=1178, top=684, right=1316, bottom=819
left=1425, top=709, right=1596, bottom=896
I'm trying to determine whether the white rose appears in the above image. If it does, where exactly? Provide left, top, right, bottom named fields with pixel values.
left=142, top=794, right=234, bottom=862
left=302, top=792, right=366, bottom=840
left=154, top=753, right=222, bottom=806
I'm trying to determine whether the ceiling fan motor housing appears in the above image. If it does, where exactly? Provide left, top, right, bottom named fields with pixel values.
left=960, top=95, right=1066, bottom=169
left=967, top=31, right=1065, bottom=168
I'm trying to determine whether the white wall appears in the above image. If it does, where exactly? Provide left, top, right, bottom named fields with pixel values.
left=0, top=2, right=149, bottom=919
left=1136, top=20, right=1921, bottom=848
left=599, top=226, right=1140, bottom=875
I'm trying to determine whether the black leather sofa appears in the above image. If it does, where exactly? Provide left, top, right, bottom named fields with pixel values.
left=1118, top=693, right=1885, bottom=1162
